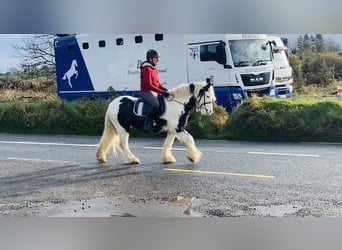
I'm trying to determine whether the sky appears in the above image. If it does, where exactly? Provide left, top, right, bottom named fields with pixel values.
left=0, top=34, right=35, bottom=73
left=1, top=34, right=342, bottom=73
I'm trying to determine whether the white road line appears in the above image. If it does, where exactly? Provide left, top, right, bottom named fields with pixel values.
left=144, top=146, right=321, bottom=158
left=143, top=146, right=186, bottom=151
left=0, top=140, right=97, bottom=147
left=7, top=157, right=79, bottom=164
left=248, top=151, right=321, bottom=157
left=1, top=141, right=322, bottom=158
left=163, top=168, right=275, bottom=179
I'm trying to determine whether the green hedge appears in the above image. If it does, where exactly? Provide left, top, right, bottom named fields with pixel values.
left=225, top=97, right=342, bottom=142
left=0, top=99, right=109, bottom=135
left=0, top=97, right=341, bottom=142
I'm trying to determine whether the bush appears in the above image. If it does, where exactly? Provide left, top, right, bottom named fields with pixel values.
left=0, top=98, right=109, bottom=135
left=187, top=105, right=228, bottom=139
left=226, top=96, right=342, bottom=142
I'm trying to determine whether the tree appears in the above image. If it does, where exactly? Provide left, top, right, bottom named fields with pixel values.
left=11, top=34, right=57, bottom=92
left=313, top=34, right=325, bottom=52
left=325, top=39, right=341, bottom=53
left=13, top=34, right=56, bottom=72
left=288, top=54, right=303, bottom=84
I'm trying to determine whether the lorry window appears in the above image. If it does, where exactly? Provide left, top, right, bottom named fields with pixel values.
left=155, top=34, right=163, bottom=41
left=99, top=40, right=106, bottom=48
left=200, top=44, right=218, bottom=62
left=116, top=38, right=124, bottom=46
left=82, top=42, right=89, bottom=50
left=135, top=35, right=143, bottom=43
left=229, top=39, right=272, bottom=67
left=273, top=50, right=289, bottom=68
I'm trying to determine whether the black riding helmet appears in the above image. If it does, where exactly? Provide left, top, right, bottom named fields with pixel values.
left=146, top=49, right=160, bottom=61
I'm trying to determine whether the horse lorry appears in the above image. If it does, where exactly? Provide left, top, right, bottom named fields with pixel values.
left=54, top=34, right=293, bottom=112
left=268, top=35, right=294, bottom=98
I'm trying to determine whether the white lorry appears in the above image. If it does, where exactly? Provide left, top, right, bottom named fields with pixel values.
left=54, top=34, right=292, bottom=112
left=268, top=35, right=294, bottom=98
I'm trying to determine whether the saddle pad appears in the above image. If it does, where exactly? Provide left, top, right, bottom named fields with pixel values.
left=133, top=96, right=166, bottom=117
left=133, top=100, right=148, bottom=117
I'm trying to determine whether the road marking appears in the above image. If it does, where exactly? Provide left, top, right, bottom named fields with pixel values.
left=247, top=151, right=321, bottom=157
left=0, top=140, right=97, bottom=147
left=163, top=168, right=275, bottom=179
left=144, top=147, right=321, bottom=158
left=1, top=141, right=321, bottom=158
left=7, top=157, right=79, bottom=164
left=143, top=146, right=186, bottom=151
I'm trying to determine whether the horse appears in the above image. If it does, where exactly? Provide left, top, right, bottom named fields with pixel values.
left=96, top=78, right=216, bottom=165
left=62, top=59, right=78, bottom=88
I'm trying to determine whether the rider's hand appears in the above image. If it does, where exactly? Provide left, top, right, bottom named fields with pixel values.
left=162, top=92, right=170, bottom=98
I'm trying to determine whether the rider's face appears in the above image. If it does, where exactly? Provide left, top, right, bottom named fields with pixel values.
left=152, top=56, right=159, bottom=65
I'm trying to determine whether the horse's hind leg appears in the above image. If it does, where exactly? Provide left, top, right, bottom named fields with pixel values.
left=161, top=132, right=177, bottom=163
left=176, top=130, right=202, bottom=163
left=118, top=131, right=140, bottom=164
left=96, top=113, right=118, bottom=163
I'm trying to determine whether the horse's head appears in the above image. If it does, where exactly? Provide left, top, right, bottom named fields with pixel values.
left=72, top=59, right=78, bottom=68
left=195, top=78, right=216, bottom=115
left=168, top=79, right=216, bottom=115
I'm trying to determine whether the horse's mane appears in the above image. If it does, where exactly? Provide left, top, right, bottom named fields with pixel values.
left=169, top=82, right=214, bottom=99
left=168, top=82, right=216, bottom=102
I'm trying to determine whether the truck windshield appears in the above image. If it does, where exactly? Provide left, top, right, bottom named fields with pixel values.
left=273, top=50, right=290, bottom=69
left=229, top=39, right=272, bottom=67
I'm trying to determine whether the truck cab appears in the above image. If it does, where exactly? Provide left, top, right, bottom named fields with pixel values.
left=268, top=36, right=294, bottom=98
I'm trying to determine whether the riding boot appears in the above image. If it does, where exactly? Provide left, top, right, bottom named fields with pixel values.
left=143, top=107, right=156, bottom=131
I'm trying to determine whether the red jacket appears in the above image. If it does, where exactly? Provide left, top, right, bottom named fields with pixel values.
left=140, top=61, right=167, bottom=94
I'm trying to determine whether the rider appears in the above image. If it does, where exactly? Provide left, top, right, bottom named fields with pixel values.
left=140, top=49, right=170, bottom=131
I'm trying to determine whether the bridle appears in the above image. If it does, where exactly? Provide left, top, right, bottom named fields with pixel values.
left=196, top=83, right=214, bottom=113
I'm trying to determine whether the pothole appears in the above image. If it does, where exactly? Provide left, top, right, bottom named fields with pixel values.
left=252, top=204, right=300, bottom=217
left=161, top=195, right=194, bottom=205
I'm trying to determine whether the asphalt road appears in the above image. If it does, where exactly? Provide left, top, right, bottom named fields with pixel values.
left=0, top=133, right=341, bottom=217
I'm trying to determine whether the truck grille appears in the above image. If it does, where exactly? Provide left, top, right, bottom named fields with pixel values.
left=241, top=72, right=270, bottom=86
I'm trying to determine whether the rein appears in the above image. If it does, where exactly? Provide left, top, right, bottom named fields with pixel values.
left=167, top=94, right=185, bottom=105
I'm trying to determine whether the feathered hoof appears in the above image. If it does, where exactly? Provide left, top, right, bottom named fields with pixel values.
left=161, top=155, right=176, bottom=164
left=97, top=157, right=107, bottom=163
left=128, top=158, right=140, bottom=164
left=186, top=150, right=202, bottom=164
left=96, top=151, right=107, bottom=163
left=186, top=156, right=200, bottom=163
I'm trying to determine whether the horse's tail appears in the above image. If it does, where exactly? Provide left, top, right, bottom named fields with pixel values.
left=96, top=111, right=121, bottom=163
left=62, top=73, right=67, bottom=80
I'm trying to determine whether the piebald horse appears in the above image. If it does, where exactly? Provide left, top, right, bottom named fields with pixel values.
left=96, top=78, right=216, bottom=164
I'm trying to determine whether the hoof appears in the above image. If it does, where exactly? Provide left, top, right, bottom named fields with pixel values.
left=162, top=158, right=176, bottom=164
left=186, top=155, right=201, bottom=163
left=186, top=150, right=202, bottom=164
left=97, top=157, right=107, bottom=163
left=186, top=156, right=200, bottom=164
left=128, top=158, right=140, bottom=164
left=161, top=155, right=176, bottom=164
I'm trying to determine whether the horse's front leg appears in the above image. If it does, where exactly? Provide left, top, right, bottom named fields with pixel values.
left=161, top=132, right=177, bottom=163
left=176, top=130, right=202, bottom=163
